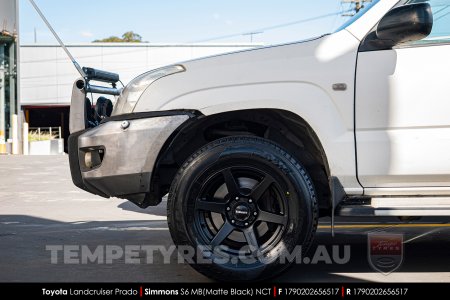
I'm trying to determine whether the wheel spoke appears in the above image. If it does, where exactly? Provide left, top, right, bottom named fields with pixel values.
left=258, top=210, right=287, bottom=225
left=210, top=221, right=234, bottom=248
left=243, top=226, right=259, bottom=254
left=250, top=175, right=275, bottom=201
left=196, top=199, right=227, bottom=214
left=222, top=169, right=240, bottom=196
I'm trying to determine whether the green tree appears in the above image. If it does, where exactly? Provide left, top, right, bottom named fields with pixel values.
left=121, top=31, right=142, bottom=42
left=93, top=31, right=143, bottom=43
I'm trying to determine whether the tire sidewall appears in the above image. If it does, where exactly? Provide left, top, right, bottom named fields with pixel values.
left=168, top=137, right=317, bottom=281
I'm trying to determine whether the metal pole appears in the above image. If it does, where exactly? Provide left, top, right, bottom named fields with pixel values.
left=28, top=0, right=87, bottom=78
left=9, top=42, right=16, bottom=136
left=11, top=114, right=19, bottom=154
left=16, top=0, right=21, bottom=133
left=357, top=1, right=363, bottom=13
left=0, top=69, right=5, bottom=144
left=23, top=122, right=29, bottom=155
left=341, top=0, right=371, bottom=15
left=0, top=66, right=4, bottom=154
left=38, top=127, right=41, bottom=141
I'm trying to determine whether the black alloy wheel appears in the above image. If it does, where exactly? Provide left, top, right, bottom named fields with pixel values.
left=168, top=136, right=318, bottom=281
left=194, top=166, right=288, bottom=257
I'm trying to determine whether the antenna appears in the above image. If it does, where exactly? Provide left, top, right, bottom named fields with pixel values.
left=28, top=0, right=87, bottom=78
left=28, top=0, right=121, bottom=96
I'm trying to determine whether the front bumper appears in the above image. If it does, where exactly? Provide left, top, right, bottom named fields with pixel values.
left=68, top=113, right=190, bottom=206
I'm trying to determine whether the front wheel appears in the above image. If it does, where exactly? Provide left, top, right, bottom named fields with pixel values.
left=167, top=137, right=318, bottom=281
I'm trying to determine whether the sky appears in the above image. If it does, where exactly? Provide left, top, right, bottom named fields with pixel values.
left=19, top=0, right=355, bottom=45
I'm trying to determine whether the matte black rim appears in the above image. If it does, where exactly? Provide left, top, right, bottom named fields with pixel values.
left=193, top=166, right=289, bottom=258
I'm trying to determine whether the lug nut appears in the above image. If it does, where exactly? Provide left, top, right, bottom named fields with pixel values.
left=231, top=220, right=235, bottom=224
left=227, top=207, right=231, bottom=211
left=253, top=212, right=258, bottom=216
left=249, top=199, right=253, bottom=203
left=245, top=223, right=249, bottom=226
left=235, top=197, right=239, bottom=200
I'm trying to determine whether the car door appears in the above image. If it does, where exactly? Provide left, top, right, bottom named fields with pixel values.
left=356, top=0, right=450, bottom=192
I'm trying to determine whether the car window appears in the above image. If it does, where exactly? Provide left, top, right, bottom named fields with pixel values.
left=406, top=0, right=450, bottom=44
left=335, top=0, right=381, bottom=32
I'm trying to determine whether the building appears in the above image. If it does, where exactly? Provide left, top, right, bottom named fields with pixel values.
left=0, top=1, right=258, bottom=153
left=20, top=43, right=259, bottom=146
left=0, top=0, right=19, bottom=148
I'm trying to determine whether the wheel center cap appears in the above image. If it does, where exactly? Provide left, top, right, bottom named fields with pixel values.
left=234, top=204, right=250, bottom=221
left=227, top=199, right=258, bottom=227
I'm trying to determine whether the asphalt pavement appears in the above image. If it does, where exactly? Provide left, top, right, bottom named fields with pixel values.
left=1, top=155, right=450, bottom=282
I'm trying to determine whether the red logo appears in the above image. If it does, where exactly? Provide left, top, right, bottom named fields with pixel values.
left=368, top=233, right=404, bottom=275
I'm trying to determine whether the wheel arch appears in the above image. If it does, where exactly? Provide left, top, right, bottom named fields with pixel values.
left=151, top=108, right=332, bottom=215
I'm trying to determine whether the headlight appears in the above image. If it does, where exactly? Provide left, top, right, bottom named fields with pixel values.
left=113, top=65, right=185, bottom=115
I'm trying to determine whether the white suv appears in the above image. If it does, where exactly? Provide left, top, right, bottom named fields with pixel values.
left=68, top=0, right=450, bottom=281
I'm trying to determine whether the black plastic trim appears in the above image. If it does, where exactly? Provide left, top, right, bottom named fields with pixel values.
left=68, top=130, right=86, bottom=191
left=101, top=110, right=202, bottom=123
left=68, top=130, right=109, bottom=198
left=86, top=172, right=151, bottom=199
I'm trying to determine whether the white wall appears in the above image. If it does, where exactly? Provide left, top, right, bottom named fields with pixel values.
left=20, top=44, right=259, bottom=105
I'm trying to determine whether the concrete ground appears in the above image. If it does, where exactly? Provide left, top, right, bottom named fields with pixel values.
left=1, top=155, right=450, bottom=282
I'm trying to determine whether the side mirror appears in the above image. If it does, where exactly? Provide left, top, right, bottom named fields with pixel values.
left=376, top=3, right=433, bottom=46
left=95, top=97, right=113, bottom=122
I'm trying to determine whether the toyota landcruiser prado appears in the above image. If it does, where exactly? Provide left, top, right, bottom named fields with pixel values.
left=68, top=0, right=450, bottom=281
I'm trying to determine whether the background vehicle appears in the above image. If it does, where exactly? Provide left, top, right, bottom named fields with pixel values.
left=69, top=0, right=450, bottom=281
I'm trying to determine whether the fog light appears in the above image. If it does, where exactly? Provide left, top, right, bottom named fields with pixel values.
left=85, top=152, right=93, bottom=169
left=81, top=147, right=104, bottom=171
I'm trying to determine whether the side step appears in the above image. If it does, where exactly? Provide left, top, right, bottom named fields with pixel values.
left=336, top=197, right=450, bottom=217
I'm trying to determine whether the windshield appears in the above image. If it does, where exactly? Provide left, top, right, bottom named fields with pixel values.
left=335, top=0, right=381, bottom=32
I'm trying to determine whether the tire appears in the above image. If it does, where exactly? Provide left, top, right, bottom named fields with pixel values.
left=167, top=136, right=318, bottom=281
